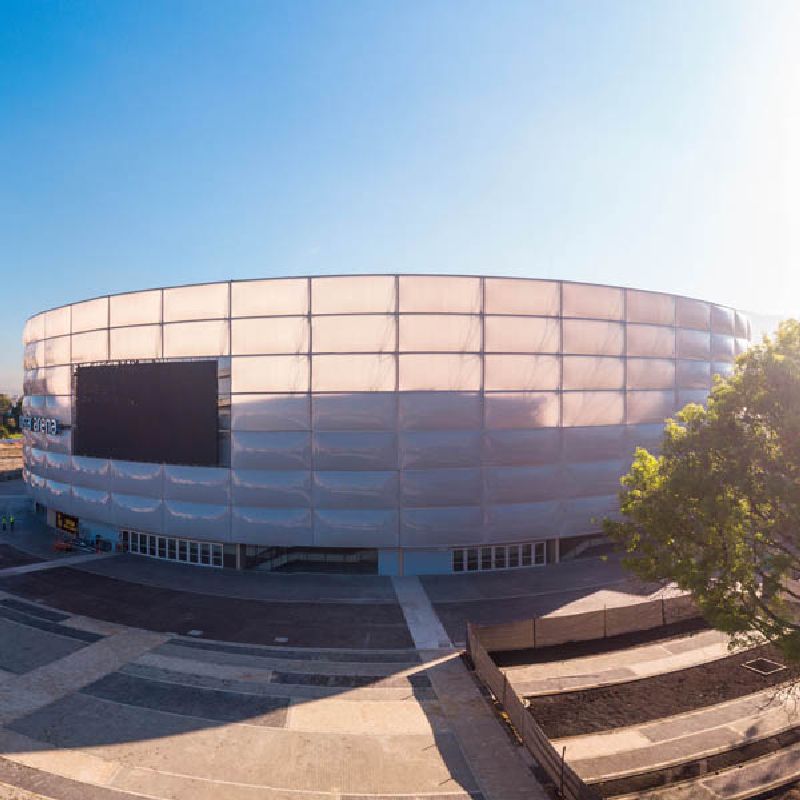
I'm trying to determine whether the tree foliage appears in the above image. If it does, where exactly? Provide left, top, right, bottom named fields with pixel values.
left=605, top=320, right=800, bottom=661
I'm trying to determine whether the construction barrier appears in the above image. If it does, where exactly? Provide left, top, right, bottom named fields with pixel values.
left=473, top=593, right=700, bottom=653
left=467, top=623, right=602, bottom=800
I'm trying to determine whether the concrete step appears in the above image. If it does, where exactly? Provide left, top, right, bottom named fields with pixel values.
left=616, top=740, right=800, bottom=800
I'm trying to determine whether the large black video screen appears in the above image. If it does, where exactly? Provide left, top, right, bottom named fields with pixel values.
left=74, top=361, right=218, bottom=466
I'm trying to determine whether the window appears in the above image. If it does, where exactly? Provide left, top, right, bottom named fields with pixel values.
left=121, top=530, right=223, bottom=568
left=451, top=540, right=548, bottom=573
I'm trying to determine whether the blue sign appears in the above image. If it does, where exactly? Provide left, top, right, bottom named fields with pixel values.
left=21, top=416, right=61, bottom=435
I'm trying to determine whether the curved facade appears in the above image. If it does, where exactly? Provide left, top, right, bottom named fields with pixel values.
left=21, top=275, right=750, bottom=575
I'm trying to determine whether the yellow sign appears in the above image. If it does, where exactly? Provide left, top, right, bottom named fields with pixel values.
left=55, top=511, right=79, bottom=536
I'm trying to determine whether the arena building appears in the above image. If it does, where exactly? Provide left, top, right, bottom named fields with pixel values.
left=21, top=275, right=750, bottom=575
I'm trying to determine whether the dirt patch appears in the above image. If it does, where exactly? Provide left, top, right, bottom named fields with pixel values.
left=493, top=616, right=708, bottom=667
left=529, top=643, right=800, bottom=738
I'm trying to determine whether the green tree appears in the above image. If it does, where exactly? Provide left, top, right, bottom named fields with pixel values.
left=605, top=320, right=800, bottom=661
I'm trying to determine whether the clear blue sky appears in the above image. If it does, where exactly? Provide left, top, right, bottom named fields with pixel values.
left=2, top=0, right=799, bottom=394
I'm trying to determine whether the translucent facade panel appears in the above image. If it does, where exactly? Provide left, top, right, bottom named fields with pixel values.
left=46, top=428, right=71, bottom=454
left=312, top=354, right=395, bottom=392
left=484, top=392, right=560, bottom=429
left=398, top=392, right=481, bottom=430
left=110, top=325, right=161, bottom=360
left=71, top=297, right=108, bottom=332
left=399, top=354, right=480, bottom=391
left=626, top=358, right=675, bottom=389
left=231, top=507, right=313, bottom=546
left=400, top=507, right=483, bottom=546
left=109, top=460, right=164, bottom=497
left=677, top=359, right=711, bottom=388
left=44, top=335, right=70, bottom=366
left=562, top=357, right=624, bottom=390
left=563, top=459, right=628, bottom=498
left=314, top=509, right=398, bottom=548
left=232, top=317, right=309, bottom=355
left=399, top=315, right=480, bottom=352
left=711, top=305, right=735, bottom=335
left=484, top=465, right=561, bottom=504
left=400, top=431, right=481, bottom=469
left=485, top=355, right=560, bottom=391
left=45, top=367, right=71, bottom=395
left=735, top=311, right=749, bottom=339
left=678, top=389, right=710, bottom=408
left=484, top=278, right=560, bottom=316
left=45, top=395, right=72, bottom=424
left=112, top=493, right=164, bottom=532
left=562, top=391, right=625, bottom=427
left=626, top=290, right=674, bottom=325
left=71, top=486, right=112, bottom=523
left=232, top=469, right=311, bottom=508
left=401, top=468, right=481, bottom=507
left=627, top=391, right=676, bottom=424
left=735, top=338, right=749, bottom=355
left=231, top=278, right=308, bottom=318
left=70, top=455, right=111, bottom=489
left=45, top=478, right=72, bottom=504
left=563, top=320, right=624, bottom=356
left=482, top=428, right=561, bottom=466
left=485, top=501, right=560, bottom=539
left=232, top=395, right=310, bottom=431
left=313, top=431, right=397, bottom=470
left=712, top=361, right=734, bottom=379
left=23, top=342, right=41, bottom=370
left=561, top=496, right=617, bottom=536
left=711, top=334, right=735, bottom=361
left=314, top=393, right=396, bottom=431
left=163, top=320, right=229, bottom=358
left=163, top=500, right=230, bottom=540
left=676, top=297, right=710, bottom=330
left=45, top=306, right=71, bottom=338
left=231, top=356, right=309, bottom=393
left=399, top=275, right=480, bottom=313
left=44, top=451, right=71, bottom=480
left=311, top=275, right=395, bottom=314
left=562, top=283, right=623, bottom=320
left=563, top=425, right=628, bottom=462
left=71, top=330, right=108, bottom=364
left=163, top=282, right=228, bottom=322
left=231, top=431, right=311, bottom=470
left=313, top=471, right=397, bottom=509
left=484, top=316, right=559, bottom=353
left=626, top=324, right=675, bottom=357
left=25, top=314, right=45, bottom=343
left=313, top=315, right=395, bottom=353
left=23, top=369, right=47, bottom=396
left=625, top=423, right=665, bottom=455
left=110, top=290, right=162, bottom=327
left=677, top=328, right=711, bottom=359
left=164, top=466, right=230, bottom=504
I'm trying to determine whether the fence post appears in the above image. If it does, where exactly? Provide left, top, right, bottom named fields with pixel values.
left=560, top=745, right=566, bottom=798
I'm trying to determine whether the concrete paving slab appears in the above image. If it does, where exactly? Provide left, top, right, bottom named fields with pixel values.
left=286, top=695, right=444, bottom=735
left=125, top=658, right=436, bottom=703
left=0, top=553, right=117, bottom=577
left=423, top=652, right=549, bottom=800
left=9, top=696, right=478, bottom=796
left=82, top=672, right=290, bottom=728
left=393, top=576, right=453, bottom=650
left=0, top=618, right=87, bottom=675
left=0, top=628, right=166, bottom=726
